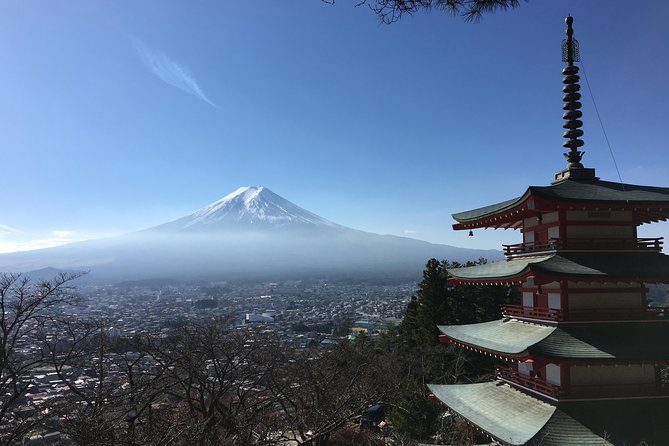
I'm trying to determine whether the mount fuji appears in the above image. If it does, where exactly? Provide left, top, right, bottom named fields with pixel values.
left=0, top=187, right=500, bottom=282
left=151, top=186, right=341, bottom=232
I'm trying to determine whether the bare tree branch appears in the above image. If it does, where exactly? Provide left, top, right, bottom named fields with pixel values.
left=346, top=0, right=524, bottom=24
left=0, top=271, right=84, bottom=444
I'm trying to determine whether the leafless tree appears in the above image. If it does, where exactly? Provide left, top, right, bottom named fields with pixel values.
left=155, top=320, right=284, bottom=445
left=268, top=337, right=399, bottom=446
left=0, top=271, right=83, bottom=444
left=43, top=317, right=185, bottom=445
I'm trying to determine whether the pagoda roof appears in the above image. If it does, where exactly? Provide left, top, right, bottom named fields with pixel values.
left=438, top=319, right=554, bottom=359
left=427, top=382, right=556, bottom=445
left=429, top=381, right=669, bottom=445
left=452, top=179, right=669, bottom=229
left=439, top=319, right=669, bottom=361
left=446, top=252, right=669, bottom=285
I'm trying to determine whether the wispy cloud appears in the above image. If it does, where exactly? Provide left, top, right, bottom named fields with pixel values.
left=404, top=229, right=417, bottom=235
left=0, top=224, right=22, bottom=236
left=131, top=37, right=216, bottom=107
left=0, top=229, right=112, bottom=254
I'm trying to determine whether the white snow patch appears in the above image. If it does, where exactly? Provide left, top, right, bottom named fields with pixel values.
left=181, top=186, right=338, bottom=228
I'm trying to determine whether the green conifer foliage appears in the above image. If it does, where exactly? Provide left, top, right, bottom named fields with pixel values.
left=389, top=258, right=518, bottom=443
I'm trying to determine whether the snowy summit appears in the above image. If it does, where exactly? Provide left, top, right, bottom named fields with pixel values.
left=160, top=186, right=339, bottom=231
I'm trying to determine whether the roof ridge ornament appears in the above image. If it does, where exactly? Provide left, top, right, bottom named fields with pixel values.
left=554, top=16, right=597, bottom=183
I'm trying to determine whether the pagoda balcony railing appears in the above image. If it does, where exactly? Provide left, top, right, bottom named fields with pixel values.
left=502, top=305, right=668, bottom=322
left=497, top=366, right=669, bottom=400
left=496, top=366, right=562, bottom=399
left=503, top=239, right=559, bottom=256
left=503, top=237, right=664, bottom=256
left=502, top=304, right=562, bottom=322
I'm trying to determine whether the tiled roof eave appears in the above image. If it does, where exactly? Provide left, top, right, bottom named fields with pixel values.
left=428, top=382, right=557, bottom=445
left=438, top=320, right=557, bottom=358
left=451, top=180, right=669, bottom=229
left=440, top=334, right=532, bottom=362
left=452, top=191, right=532, bottom=230
left=447, top=253, right=669, bottom=284
left=446, top=255, right=553, bottom=284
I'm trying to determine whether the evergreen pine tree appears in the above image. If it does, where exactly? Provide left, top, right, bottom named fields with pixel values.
left=389, top=258, right=518, bottom=443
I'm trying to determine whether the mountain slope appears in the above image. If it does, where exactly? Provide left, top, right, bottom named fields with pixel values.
left=0, top=187, right=501, bottom=281
left=152, top=186, right=340, bottom=232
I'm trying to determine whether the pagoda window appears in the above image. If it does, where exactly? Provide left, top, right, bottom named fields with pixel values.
left=545, top=363, right=561, bottom=386
left=518, top=361, right=533, bottom=377
left=547, top=292, right=561, bottom=310
left=524, top=217, right=538, bottom=229
left=522, top=291, right=534, bottom=308
left=523, top=231, right=534, bottom=244
left=547, top=226, right=559, bottom=239
left=543, top=212, right=559, bottom=224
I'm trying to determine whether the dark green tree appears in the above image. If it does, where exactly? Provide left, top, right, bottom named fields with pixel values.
left=399, top=257, right=515, bottom=348
left=388, top=258, right=517, bottom=443
left=399, top=258, right=449, bottom=349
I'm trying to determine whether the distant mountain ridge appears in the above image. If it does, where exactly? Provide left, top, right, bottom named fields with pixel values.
left=0, top=187, right=501, bottom=282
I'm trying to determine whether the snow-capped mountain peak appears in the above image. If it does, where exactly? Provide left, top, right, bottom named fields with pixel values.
left=166, top=186, right=339, bottom=230
left=0, top=186, right=502, bottom=281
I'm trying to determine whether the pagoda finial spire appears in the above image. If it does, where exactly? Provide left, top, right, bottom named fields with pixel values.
left=561, top=15, right=585, bottom=169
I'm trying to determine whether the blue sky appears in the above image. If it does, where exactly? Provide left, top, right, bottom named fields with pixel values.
left=1, top=1, right=668, bottom=253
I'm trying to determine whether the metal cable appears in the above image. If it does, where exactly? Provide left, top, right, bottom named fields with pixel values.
left=579, top=57, right=626, bottom=191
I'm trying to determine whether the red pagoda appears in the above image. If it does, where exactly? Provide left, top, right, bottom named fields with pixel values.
left=428, top=17, right=669, bottom=445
